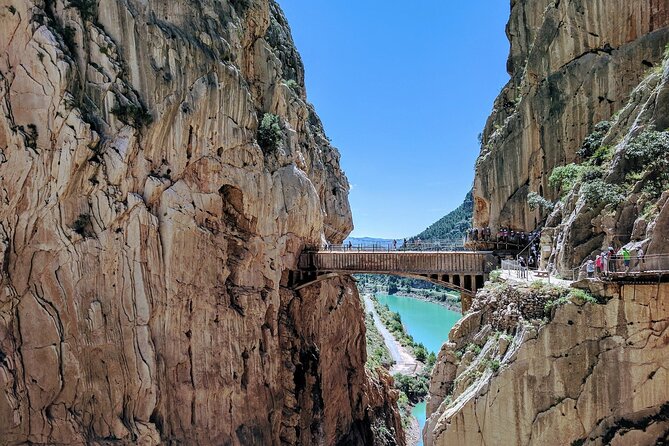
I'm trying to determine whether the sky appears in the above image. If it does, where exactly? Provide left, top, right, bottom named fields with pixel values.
left=278, top=1, right=511, bottom=239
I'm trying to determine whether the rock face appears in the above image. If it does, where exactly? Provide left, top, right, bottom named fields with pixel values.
left=0, top=1, right=402, bottom=444
left=425, top=281, right=669, bottom=446
left=473, top=0, right=669, bottom=232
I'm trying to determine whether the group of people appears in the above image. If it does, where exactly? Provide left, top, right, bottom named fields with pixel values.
left=466, top=227, right=542, bottom=247
left=585, top=246, right=645, bottom=277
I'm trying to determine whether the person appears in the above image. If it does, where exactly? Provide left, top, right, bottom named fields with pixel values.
left=595, top=254, right=603, bottom=276
left=519, top=256, right=527, bottom=279
left=608, top=247, right=616, bottom=273
left=586, top=258, right=595, bottom=278
left=393, top=239, right=397, bottom=250
left=601, top=250, right=609, bottom=274
left=637, top=247, right=645, bottom=271
left=473, top=228, right=479, bottom=241
left=402, top=238, right=407, bottom=251
left=621, top=247, right=631, bottom=272
left=348, top=240, right=353, bottom=250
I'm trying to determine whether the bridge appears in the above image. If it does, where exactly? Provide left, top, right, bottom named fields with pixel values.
left=288, top=249, right=497, bottom=310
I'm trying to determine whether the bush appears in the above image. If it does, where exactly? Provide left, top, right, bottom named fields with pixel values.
left=581, top=179, right=624, bottom=207
left=578, top=121, right=611, bottom=159
left=624, top=130, right=669, bottom=197
left=68, top=0, right=97, bottom=21
left=489, top=269, right=502, bottom=283
left=284, top=79, right=300, bottom=93
left=568, top=288, right=597, bottom=304
left=72, top=213, right=93, bottom=237
left=527, top=191, right=554, bottom=211
left=257, top=113, right=282, bottom=152
left=111, top=102, right=153, bottom=128
left=549, top=163, right=584, bottom=195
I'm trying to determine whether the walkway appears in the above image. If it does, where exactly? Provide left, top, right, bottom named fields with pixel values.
left=292, top=250, right=497, bottom=299
left=363, top=294, right=420, bottom=376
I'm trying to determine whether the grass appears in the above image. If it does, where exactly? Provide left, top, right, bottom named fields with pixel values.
left=364, top=309, right=393, bottom=371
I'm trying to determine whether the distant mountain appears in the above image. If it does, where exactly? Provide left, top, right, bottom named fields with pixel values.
left=410, top=190, right=473, bottom=242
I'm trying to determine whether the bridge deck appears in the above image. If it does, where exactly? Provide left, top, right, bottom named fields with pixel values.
left=299, top=250, right=495, bottom=275
left=293, top=251, right=496, bottom=310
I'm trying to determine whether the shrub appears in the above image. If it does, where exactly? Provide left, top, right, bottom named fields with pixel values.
left=581, top=179, right=624, bottom=207
left=568, top=288, right=597, bottom=304
left=67, top=0, right=97, bottom=21
left=489, top=269, right=502, bottom=283
left=257, top=113, right=282, bottom=152
left=527, top=191, right=554, bottom=211
left=72, top=213, right=93, bottom=237
left=624, top=130, right=669, bottom=197
left=549, top=163, right=584, bottom=195
left=111, top=102, right=153, bottom=128
left=578, top=121, right=611, bottom=159
left=284, top=79, right=300, bottom=93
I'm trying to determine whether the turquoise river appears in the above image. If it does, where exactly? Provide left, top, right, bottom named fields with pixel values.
left=375, top=294, right=462, bottom=446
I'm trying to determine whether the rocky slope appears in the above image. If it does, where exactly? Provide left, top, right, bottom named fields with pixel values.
left=425, top=280, right=669, bottom=446
left=473, top=0, right=669, bottom=233
left=0, top=0, right=402, bottom=444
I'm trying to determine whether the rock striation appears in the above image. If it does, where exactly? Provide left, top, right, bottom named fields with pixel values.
left=425, top=280, right=669, bottom=446
left=0, top=0, right=402, bottom=444
left=473, top=0, right=669, bottom=232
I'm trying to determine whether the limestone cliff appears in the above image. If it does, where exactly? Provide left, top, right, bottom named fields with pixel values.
left=473, top=0, right=669, bottom=232
left=0, top=0, right=402, bottom=444
left=425, top=281, right=669, bottom=446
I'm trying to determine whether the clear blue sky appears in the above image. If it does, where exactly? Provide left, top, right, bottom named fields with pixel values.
left=278, top=1, right=511, bottom=239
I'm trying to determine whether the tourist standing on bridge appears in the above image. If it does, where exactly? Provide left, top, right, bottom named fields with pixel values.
left=637, top=247, right=645, bottom=271
left=595, top=254, right=603, bottom=276
left=393, top=239, right=397, bottom=250
left=621, top=247, right=631, bottom=272
left=586, top=258, right=595, bottom=278
left=607, top=247, right=616, bottom=273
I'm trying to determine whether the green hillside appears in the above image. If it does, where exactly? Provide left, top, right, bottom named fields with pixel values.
left=410, top=190, right=473, bottom=242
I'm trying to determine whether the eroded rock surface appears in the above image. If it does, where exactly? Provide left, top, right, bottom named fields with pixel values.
left=425, top=282, right=669, bottom=446
left=473, top=0, right=669, bottom=232
left=0, top=0, right=401, bottom=444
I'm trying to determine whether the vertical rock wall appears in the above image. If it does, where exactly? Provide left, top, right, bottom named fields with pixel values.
left=473, top=0, right=669, bottom=231
left=0, top=0, right=402, bottom=444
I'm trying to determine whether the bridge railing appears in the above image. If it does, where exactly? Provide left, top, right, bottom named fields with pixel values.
left=602, top=254, right=669, bottom=277
left=326, top=240, right=465, bottom=252
left=299, top=251, right=495, bottom=274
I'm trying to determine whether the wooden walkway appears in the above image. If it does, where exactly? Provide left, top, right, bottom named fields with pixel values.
left=289, top=250, right=497, bottom=308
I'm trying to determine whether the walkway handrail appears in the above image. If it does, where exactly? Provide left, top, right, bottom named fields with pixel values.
left=325, top=240, right=465, bottom=253
left=515, top=230, right=542, bottom=263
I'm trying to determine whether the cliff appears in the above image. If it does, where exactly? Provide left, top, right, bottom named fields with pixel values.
left=473, top=0, right=669, bottom=233
left=425, top=280, right=669, bottom=446
left=0, top=0, right=402, bottom=444
left=425, top=2, right=669, bottom=445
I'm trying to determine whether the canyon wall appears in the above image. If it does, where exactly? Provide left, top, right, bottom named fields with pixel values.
left=473, top=0, right=669, bottom=232
left=425, top=281, right=669, bottom=446
left=425, top=2, right=669, bottom=445
left=0, top=0, right=402, bottom=444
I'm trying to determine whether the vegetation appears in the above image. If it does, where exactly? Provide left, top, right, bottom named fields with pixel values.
left=284, top=79, right=300, bottom=93
left=370, top=296, right=437, bottom=363
left=410, top=190, right=473, bottom=243
left=364, top=309, right=393, bottom=371
left=72, top=213, right=93, bottom=238
left=623, top=130, right=669, bottom=198
left=257, top=113, right=282, bottom=152
left=527, top=191, right=554, bottom=211
left=356, top=274, right=461, bottom=310
left=111, top=102, right=153, bottom=128
left=67, top=0, right=97, bottom=21
left=578, top=120, right=611, bottom=160
left=580, top=178, right=624, bottom=206
left=394, top=372, right=430, bottom=402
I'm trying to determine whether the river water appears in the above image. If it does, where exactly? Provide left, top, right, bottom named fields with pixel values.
left=375, top=294, right=461, bottom=354
left=375, top=293, right=461, bottom=446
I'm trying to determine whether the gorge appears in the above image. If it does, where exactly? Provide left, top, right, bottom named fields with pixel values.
left=1, top=0, right=669, bottom=445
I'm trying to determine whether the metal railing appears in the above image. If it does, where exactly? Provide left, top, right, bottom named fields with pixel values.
left=326, top=240, right=465, bottom=252
left=601, top=254, right=669, bottom=277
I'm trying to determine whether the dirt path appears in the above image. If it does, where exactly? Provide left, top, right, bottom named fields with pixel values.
left=363, top=294, right=420, bottom=376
